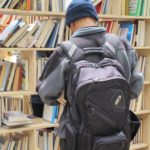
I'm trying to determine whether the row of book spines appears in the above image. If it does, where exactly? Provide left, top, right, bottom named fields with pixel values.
left=0, top=60, right=28, bottom=92
left=0, top=18, right=66, bottom=48
left=2, top=17, right=148, bottom=48
left=99, top=20, right=147, bottom=47
left=131, top=119, right=143, bottom=144
left=37, top=129, right=60, bottom=150
left=0, top=0, right=66, bottom=12
left=130, top=92, right=144, bottom=112
left=0, top=96, right=24, bottom=113
left=135, top=56, right=147, bottom=77
left=0, top=132, right=29, bottom=150
left=36, top=57, right=48, bottom=79
left=93, top=0, right=150, bottom=16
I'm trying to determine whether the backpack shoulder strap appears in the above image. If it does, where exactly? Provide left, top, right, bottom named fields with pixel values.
left=58, top=41, right=84, bottom=62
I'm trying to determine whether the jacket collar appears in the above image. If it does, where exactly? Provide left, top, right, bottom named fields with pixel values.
left=71, top=26, right=106, bottom=38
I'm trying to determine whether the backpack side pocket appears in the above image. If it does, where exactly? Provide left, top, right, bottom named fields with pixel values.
left=129, top=110, right=140, bottom=141
left=93, top=132, right=129, bottom=150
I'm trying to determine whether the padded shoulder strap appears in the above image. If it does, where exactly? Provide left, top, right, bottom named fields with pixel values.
left=58, top=41, right=84, bottom=62
left=59, top=41, right=77, bottom=60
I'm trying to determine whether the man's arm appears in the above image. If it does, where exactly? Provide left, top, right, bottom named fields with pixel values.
left=36, top=46, right=69, bottom=105
left=119, top=37, right=144, bottom=99
left=105, top=33, right=144, bottom=99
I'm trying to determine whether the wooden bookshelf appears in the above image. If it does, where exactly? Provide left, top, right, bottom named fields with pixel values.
left=0, top=47, right=149, bottom=52
left=0, top=120, right=58, bottom=135
left=1, top=8, right=150, bottom=20
left=135, top=110, right=150, bottom=116
left=0, top=9, right=65, bottom=17
left=0, top=48, right=56, bottom=51
left=130, top=143, right=148, bottom=150
left=0, top=2, right=150, bottom=150
left=0, top=91, right=35, bottom=96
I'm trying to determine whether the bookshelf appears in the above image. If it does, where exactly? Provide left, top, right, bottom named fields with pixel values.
left=0, top=1, right=149, bottom=150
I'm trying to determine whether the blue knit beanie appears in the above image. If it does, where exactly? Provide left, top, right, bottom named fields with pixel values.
left=66, top=0, right=98, bottom=27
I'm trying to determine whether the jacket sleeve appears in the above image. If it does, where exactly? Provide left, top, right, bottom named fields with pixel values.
left=105, top=34, right=144, bottom=99
left=119, top=37, right=144, bottom=99
left=36, top=46, right=69, bottom=105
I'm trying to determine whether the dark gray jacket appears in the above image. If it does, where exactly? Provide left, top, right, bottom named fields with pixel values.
left=36, top=26, right=144, bottom=105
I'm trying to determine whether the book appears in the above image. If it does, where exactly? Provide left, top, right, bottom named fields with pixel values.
left=15, top=0, right=27, bottom=10
left=6, top=63, right=17, bottom=91
left=41, top=21, right=55, bottom=48
left=46, top=22, right=60, bottom=48
left=0, top=97, right=2, bottom=127
left=0, top=61, right=12, bottom=91
left=3, top=111, right=29, bottom=122
left=0, top=62, right=6, bottom=91
left=119, top=22, right=134, bottom=44
left=35, top=20, right=53, bottom=48
left=129, top=0, right=142, bottom=16
left=4, top=22, right=28, bottom=47
left=12, top=64, right=22, bottom=91
left=28, top=21, right=46, bottom=48
left=2, top=111, right=32, bottom=127
left=0, top=19, right=22, bottom=45
left=0, top=0, right=8, bottom=8
left=57, top=18, right=65, bottom=44
left=3, top=0, right=12, bottom=8
left=0, top=136, right=8, bottom=150
left=43, top=104, right=53, bottom=122
left=26, top=0, right=31, bottom=10
left=48, top=131, right=53, bottom=150
left=17, top=22, right=39, bottom=47
left=8, top=0, right=21, bottom=9
left=17, top=59, right=29, bottom=91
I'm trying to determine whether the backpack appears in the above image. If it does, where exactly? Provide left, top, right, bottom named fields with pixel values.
left=59, top=40, right=140, bottom=150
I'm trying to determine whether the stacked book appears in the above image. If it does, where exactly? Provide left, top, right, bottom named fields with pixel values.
left=0, top=18, right=65, bottom=48
left=2, top=111, right=32, bottom=127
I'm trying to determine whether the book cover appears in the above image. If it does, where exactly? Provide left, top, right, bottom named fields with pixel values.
left=119, top=22, right=134, bottom=44
left=0, top=19, right=22, bottom=45
left=17, top=59, right=29, bottom=91
left=4, top=22, right=28, bottom=47
left=0, top=0, right=8, bottom=8
left=1, top=61, right=12, bottom=91
left=129, top=0, right=142, bottom=16
left=15, top=0, right=27, bottom=10
left=8, top=0, right=20, bottom=9
left=41, top=21, right=55, bottom=48
left=95, top=0, right=102, bottom=13
left=3, top=0, right=12, bottom=8
left=51, top=106, right=57, bottom=124
left=46, top=22, right=60, bottom=48
left=12, top=65, right=22, bottom=91
left=6, top=63, right=17, bottom=91
left=0, top=62, right=6, bottom=91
